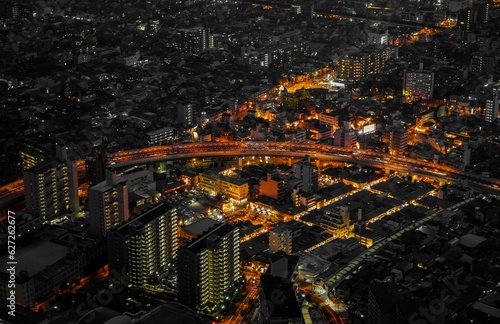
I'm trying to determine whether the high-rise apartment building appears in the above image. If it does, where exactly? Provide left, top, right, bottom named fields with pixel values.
left=368, top=283, right=399, bottom=324
left=177, top=223, right=241, bottom=313
left=458, top=7, right=474, bottom=31
left=339, top=52, right=369, bottom=81
left=19, top=145, right=46, bottom=170
left=208, top=33, right=224, bottom=50
left=403, top=66, right=434, bottom=101
left=88, top=170, right=129, bottom=237
left=293, top=155, right=318, bottom=193
left=473, top=1, right=490, bottom=25
left=259, top=252, right=302, bottom=324
left=177, top=103, right=194, bottom=127
left=175, top=26, right=207, bottom=55
left=23, top=160, right=71, bottom=221
left=470, top=53, right=496, bottom=76
left=485, top=84, right=500, bottom=123
left=22, top=145, right=80, bottom=221
left=107, top=203, right=178, bottom=287
left=269, top=226, right=293, bottom=255
left=338, top=47, right=389, bottom=81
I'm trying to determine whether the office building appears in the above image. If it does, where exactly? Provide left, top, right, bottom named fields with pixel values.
left=454, top=141, right=472, bottom=168
left=389, top=129, right=408, bottom=156
left=259, top=173, right=287, bottom=201
left=23, top=160, right=71, bottom=221
left=146, top=127, right=177, bottom=145
left=292, top=155, right=318, bottom=193
left=292, top=189, right=316, bottom=210
left=88, top=169, right=129, bottom=237
left=199, top=172, right=249, bottom=202
left=319, top=112, right=339, bottom=130
left=334, top=122, right=358, bottom=150
left=177, top=223, right=241, bottom=314
left=403, top=67, right=434, bottom=101
left=85, top=148, right=107, bottom=186
left=107, top=204, right=178, bottom=287
left=367, top=30, right=389, bottom=46
left=282, top=88, right=311, bottom=110
left=269, top=226, right=293, bottom=255
left=321, top=206, right=351, bottom=238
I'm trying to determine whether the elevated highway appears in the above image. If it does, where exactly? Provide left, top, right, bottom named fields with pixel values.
left=108, top=142, right=499, bottom=185
left=1, top=142, right=499, bottom=211
left=240, top=0, right=446, bottom=30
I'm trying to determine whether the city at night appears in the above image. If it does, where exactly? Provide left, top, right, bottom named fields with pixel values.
left=1, top=0, right=500, bottom=323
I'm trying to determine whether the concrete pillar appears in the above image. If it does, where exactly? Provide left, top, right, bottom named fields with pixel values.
left=238, top=156, right=243, bottom=169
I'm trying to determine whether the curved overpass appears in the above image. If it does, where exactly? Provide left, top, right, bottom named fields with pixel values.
left=1, top=142, right=499, bottom=210
left=108, top=142, right=495, bottom=179
left=108, top=142, right=500, bottom=192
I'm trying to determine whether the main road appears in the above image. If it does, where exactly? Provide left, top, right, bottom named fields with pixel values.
left=1, top=142, right=499, bottom=210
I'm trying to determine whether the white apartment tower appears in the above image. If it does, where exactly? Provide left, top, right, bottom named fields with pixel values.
left=177, top=223, right=241, bottom=313
left=107, top=203, right=178, bottom=287
left=177, top=103, right=194, bottom=127
left=88, top=169, right=129, bottom=237
left=403, top=63, right=434, bottom=101
left=23, top=160, right=71, bottom=221
left=485, top=84, right=500, bottom=123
